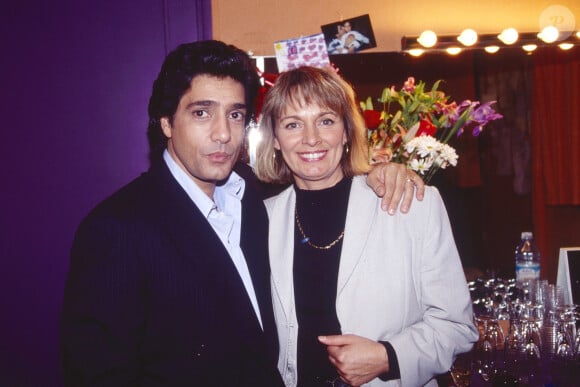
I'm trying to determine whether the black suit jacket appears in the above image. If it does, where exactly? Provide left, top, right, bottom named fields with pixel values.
left=61, top=162, right=283, bottom=386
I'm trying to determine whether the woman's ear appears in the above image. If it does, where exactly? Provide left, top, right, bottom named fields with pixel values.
left=160, top=117, right=172, bottom=138
left=274, top=137, right=281, bottom=150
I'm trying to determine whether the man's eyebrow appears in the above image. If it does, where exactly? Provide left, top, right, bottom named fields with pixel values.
left=183, top=101, right=247, bottom=110
left=231, top=103, right=247, bottom=110
left=184, top=100, right=215, bottom=109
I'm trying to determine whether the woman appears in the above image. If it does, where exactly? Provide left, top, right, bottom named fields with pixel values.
left=254, top=67, right=478, bottom=387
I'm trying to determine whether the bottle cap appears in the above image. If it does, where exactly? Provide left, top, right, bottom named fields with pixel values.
left=521, top=231, right=533, bottom=239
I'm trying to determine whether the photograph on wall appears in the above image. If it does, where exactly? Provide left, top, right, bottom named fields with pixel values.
left=321, top=14, right=377, bottom=55
left=274, top=33, right=330, bottom=72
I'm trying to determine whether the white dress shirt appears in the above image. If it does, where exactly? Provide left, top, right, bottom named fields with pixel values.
left=163, top=150, right=263, bottom=328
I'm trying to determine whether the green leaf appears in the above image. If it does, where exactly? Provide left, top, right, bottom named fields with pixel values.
left=408, top=98, right=421, bottom=113
left=391, top=110, right=402, bottom=127
left=365, top=96, right=374, bottom=110
left=380, top=88, right=387, bottom=102
left=431, top=80, right=442, bottom=93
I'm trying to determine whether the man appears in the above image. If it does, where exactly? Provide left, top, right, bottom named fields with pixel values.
left=327, top=24, right=347, bottom=54
left=60, top=40, right=422, bottom=387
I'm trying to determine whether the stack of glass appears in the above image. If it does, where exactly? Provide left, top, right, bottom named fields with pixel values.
left=451, top=277, right=580, bottom=386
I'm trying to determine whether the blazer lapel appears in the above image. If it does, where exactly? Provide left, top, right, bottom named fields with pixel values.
left=267, top=187, right=296, bottom=322
left=150, top=163, right=260, bottom=322
left=337, top=177, right=378, bottom=295
left=150, top=163, right=230, bottom=261
left=239, top=183, right=277, bottom=332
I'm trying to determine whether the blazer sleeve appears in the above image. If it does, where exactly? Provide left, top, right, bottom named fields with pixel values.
left=60, top=210, right=146, bottom=386
left=387, top=187, right=479, bottom=386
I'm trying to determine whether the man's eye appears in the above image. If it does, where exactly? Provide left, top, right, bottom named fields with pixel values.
left=230, top=111, right=245, bottom=121
left=193, top=110, right=209, bottom=118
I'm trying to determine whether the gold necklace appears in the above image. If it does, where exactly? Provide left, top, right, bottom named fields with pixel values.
left=294, top=207, right=345, bottom=250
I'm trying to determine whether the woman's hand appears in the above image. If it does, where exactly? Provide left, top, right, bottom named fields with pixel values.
left=366, top=163, right=425, bottom=215
left=318, top=334, right=389, bottom=387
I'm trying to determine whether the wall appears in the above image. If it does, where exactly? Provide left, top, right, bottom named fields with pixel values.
left=0, top=1, right=209, bottom=385
left=212, top=0, right=580, bottom=55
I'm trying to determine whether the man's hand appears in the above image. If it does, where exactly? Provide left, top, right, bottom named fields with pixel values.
left=318, top=334, right=389, bottom=387
left=366, top=163, right=425, bottom=215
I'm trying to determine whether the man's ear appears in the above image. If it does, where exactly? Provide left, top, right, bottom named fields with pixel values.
left=160, top=117, right=172, bottom=138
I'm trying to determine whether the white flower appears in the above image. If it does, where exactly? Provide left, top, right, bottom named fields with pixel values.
left=405, top=135, right=458, bottom=175
left=440, top=144, right=458, bottom=167
left=409, top=156, right=434, bottom=175
left=405, top=135, right=441, bottom=158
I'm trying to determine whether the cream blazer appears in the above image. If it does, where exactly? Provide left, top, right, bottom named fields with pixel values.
left=265, top=176, right=478, bottom=387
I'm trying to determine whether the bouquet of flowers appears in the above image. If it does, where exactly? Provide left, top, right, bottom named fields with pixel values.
left=361, top=77, right=502, bottom=183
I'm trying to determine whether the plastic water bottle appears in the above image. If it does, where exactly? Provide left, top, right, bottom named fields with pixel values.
left=515, top=231, right=541, bottom=282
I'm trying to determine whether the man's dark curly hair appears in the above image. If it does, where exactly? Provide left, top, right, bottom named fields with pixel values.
left=147, top=40, right=260, bottom=163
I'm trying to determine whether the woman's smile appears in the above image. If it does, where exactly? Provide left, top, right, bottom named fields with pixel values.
left=298, top=150, right=327, bottom=162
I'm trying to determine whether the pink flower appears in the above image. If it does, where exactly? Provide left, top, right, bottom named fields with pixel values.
left=369, top=147, right=393, bottom=164
left=402, top=77, right=416, bottom=92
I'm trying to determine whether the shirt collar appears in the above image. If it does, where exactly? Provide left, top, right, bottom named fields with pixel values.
left=163, top=149, right=245, bottom=218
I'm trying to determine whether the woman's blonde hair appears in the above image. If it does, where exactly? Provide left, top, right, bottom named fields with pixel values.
left=253, top=66, right=370, bottom=184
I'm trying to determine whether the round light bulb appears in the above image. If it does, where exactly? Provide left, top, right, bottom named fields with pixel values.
left=498, top=28, right=519, bottom=45
left=484, top=46, right=500, bottom=54
left=522, top=44, right=537, bottom=52
left=417, top=30, right=437, bottom=48
left=457, top=28, right=478, bottom=46
left=538, top=25, right=559, bottom=43
left=408, top=48, right=424, bottom=57
left=446, top=46, right=462, bottom=55
left=558, top=43, right=574, bottom=50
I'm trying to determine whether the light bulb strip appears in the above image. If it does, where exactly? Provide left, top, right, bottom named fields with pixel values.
left=401, top=30, right=580, bottom=54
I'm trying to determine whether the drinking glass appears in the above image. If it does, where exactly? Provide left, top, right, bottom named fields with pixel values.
left=574, top=331, right=580, bottom=361
left=487, top=318, right=506, bottom=351
left=516, top=317, right=543, bottom=385
left=542, top=310, right=559, bottom=359
left=504, top=319, right=524, bottom=362
left=553, top=306, right=576, bottom=361
left=474, top=333, right=495, bottom=382
left=522, top=318, right=542, bottom=359
left=450, top=351, right=472, bottom=387
left=474, top=315, right=504, bottom=382
left=544, top=284, right=564, bottom=312
left=557, top=305, right=576, bottom=347
left=555, top=336, right=574, bottom=360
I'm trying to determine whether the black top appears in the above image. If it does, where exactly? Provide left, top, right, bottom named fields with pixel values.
left=293, top=178, right=352, bottom=386
left=292, top=177, right=401, bottom=386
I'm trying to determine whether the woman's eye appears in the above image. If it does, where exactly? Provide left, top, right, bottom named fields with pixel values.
left=284, top=122, right=300, bottom=129
left=321, top=118, right=335, bottom=126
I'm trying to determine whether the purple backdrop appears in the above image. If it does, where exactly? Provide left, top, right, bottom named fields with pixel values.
left=0, top=1, right=211, bottom=385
